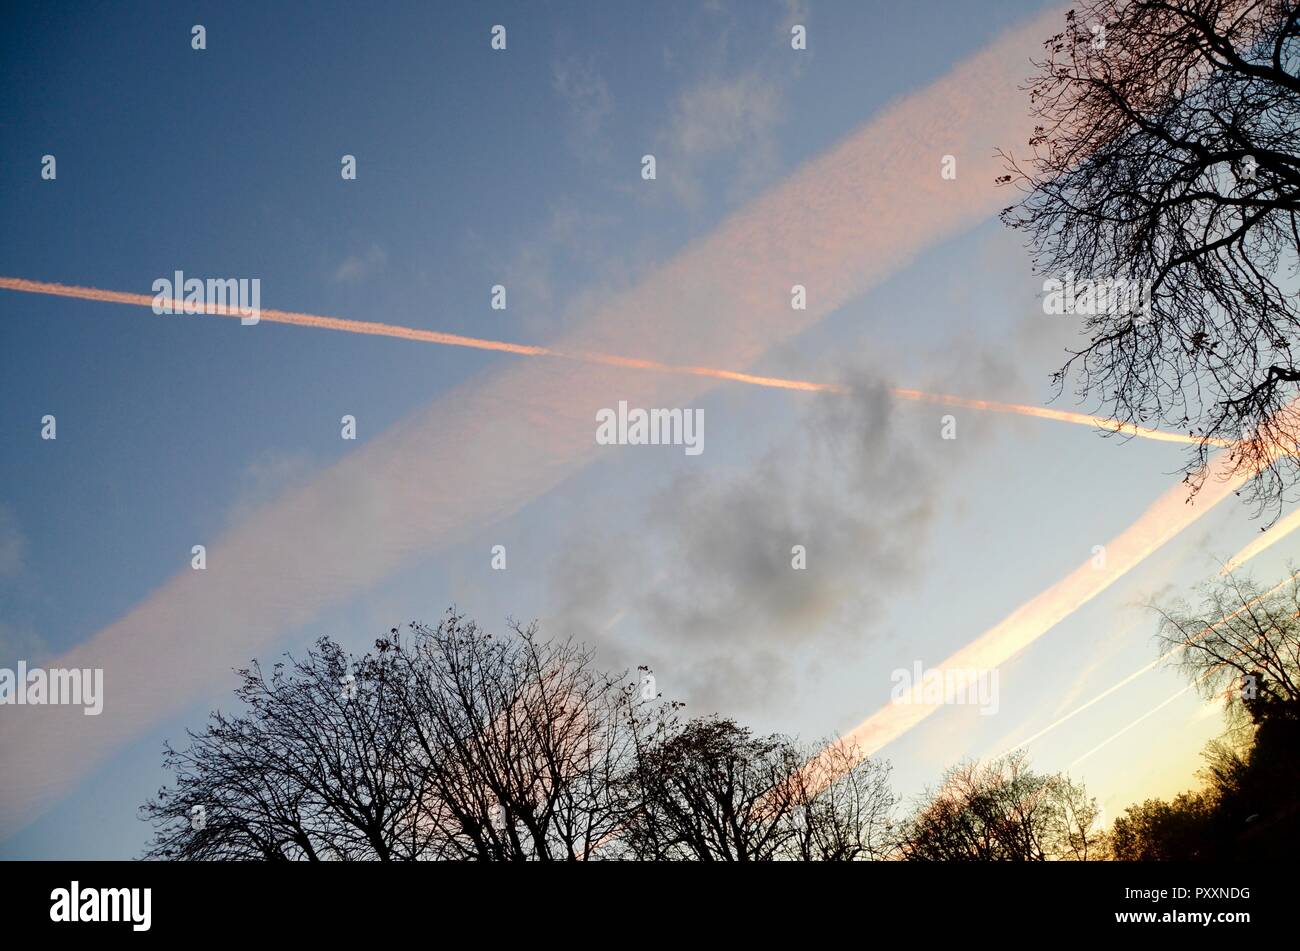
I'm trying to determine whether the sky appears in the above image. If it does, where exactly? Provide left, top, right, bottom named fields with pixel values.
left=1, top=0, right=1294, bottom=858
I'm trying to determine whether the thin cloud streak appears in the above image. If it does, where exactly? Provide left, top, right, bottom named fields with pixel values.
left=0, top=277, right=1217, bottom=447
left=996, top=572, right=1299, bottom=759
left=1067, top=620, right=1285, bottom=770
left=890, top=388, right=1232, bottom=447
left=1067, top=681, right=1197, bottom=770
left=1220, top=509, right=1300, bottom=575
left=0, top=277, right=551, bottom=357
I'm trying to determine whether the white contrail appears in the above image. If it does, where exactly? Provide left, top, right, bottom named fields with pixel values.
left=1220, top=509, right=1300, bottom=575
left=798, top=402, right=1298, bottom=787
left=998, top=573, right=1298, bottom=759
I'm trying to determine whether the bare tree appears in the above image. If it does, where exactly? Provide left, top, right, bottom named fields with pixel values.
left=1106, top=573, right=1300, bottom=858
left=1000, top=0, right=1300, bottom=515
left=1155, top=570, right=1300, bottom=731
left=899, top=752, right=1104, bottom=861
left=142, top=615, right=905, bottom=861
left=140, top=637, right=433, bottom=860
left=388, top=612, right=677, bottom=860
left=619, top=717, right=896, bottom=861
left=779, top=738, right=898, bottom=861
left=141, top=613, right=676, bottom=860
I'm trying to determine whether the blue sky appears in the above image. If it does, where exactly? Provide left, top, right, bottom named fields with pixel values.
left=1, top=0, right=1290, bottom=858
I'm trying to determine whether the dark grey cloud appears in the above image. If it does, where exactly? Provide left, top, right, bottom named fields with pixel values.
left=545, top=370, right=940, bottom=717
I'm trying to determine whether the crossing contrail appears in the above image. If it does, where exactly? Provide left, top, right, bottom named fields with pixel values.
left=0, top=276, right=1224, bottom=447
left=1068, top=620, right=1283, bottom=770
left=1067, top=680, right=1200, bottom=770
left=797, top=402, right=1300, bottom=789
left=997, top=572, right=1299, bottom=760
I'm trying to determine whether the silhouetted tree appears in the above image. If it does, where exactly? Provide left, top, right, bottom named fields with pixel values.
left=140, top=637, right=430, bottom=860
left=780, top=736, right=898, bottom=861
left=1131, top=571, right=1300, bottom=857
left=619, top=716, right=896, bottom=861
left=899, top=752, right=1104, bottom=861
left=141, top=612, right=678, bottom=860
left=144, top=615, right=903, bottom=862
left=1000, top=0, right=1300, bottom=514
left=386, top=613, right=677, bottom=860
left=1109, top=792, right=1218, bottom=859
left=1155, top=571, right=1300, bottom=729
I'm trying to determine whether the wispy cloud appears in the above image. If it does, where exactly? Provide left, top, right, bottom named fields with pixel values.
left=660, top=71, right=786, bottom=208
left=223, top=449, right=318, bottom=531
left=552, top=56, right=614, bottom=160
left=330, top=243, right=387, bottom=284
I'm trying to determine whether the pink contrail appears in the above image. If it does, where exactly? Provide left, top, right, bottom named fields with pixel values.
left=0, top=276, right=551, bottom=355
left=0, top=276, right=1219, bottom=447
